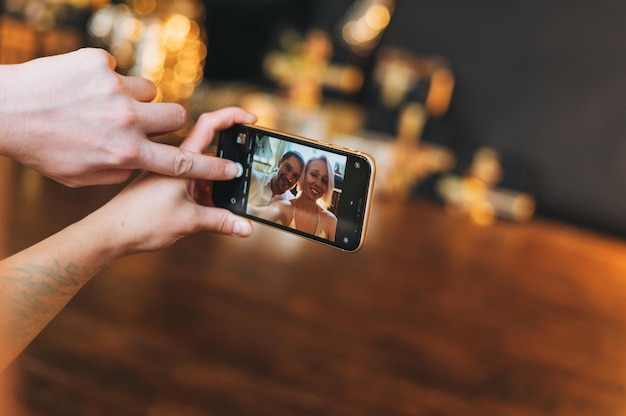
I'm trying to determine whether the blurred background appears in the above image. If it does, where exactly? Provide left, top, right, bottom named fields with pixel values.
left=3, top=2, right=626, bottom=415
left=2, top=0, right=625, bottom=235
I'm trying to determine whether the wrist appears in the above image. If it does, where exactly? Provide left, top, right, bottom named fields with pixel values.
left=0, top=63, right=28, bottom=158
left=75, top=211, right=136, bottom=263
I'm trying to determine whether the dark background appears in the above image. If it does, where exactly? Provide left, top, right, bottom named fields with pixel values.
left=202, top=0, right=626, bottom=238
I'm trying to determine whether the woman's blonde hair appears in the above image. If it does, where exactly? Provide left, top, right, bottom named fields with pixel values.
left=298, top=156, right=335, bottom=208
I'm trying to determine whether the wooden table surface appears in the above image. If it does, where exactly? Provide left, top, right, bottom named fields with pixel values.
left=3, top=166, right=626, bottom=415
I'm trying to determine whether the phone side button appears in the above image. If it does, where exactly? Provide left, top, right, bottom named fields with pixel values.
left=357, top=199, right=363, bottom=213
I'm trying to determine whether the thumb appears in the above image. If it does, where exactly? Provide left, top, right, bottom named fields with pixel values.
left=198, top=207, right=253, bottom=237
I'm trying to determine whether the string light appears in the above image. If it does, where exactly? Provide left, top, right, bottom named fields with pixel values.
left=339, top=0, right=396, bottom=56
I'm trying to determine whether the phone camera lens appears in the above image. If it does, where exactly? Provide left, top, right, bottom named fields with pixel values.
left=230, top=197, right=237, bottom=204
left=354, top=161, right=361, bottom=169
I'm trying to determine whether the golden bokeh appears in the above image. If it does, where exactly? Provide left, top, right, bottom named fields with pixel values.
left=88, top=0, right=206, bottom=103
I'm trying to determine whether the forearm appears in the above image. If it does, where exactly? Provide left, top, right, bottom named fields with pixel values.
left=0, top=107, right=255, bottom=371
left=248, top=204, right=282, bottom=223
left=0, top=216, right=123, bottom=371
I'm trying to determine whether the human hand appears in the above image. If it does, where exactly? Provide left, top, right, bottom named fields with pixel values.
left=0, top=48, right=253, bottom=187
left=87, top=107, right=254, bottom=257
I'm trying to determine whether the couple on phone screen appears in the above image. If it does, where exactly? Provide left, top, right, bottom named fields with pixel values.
left=247, top=150, right=337, bottom=241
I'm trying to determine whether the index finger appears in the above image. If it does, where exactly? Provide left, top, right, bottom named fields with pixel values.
left=131, top=107, right=256, bottom=180
left=137, top=142, right=243, bottom=181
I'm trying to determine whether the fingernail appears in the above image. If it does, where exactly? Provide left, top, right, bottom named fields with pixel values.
left=232, top=221, right=252, bottom=236
left=245, top=112, right=257, bottom=123
left=227, top=162, right=244, bottom=178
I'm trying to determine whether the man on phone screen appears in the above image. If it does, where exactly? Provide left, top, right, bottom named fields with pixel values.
left=248, top=151, right=304, bottom=206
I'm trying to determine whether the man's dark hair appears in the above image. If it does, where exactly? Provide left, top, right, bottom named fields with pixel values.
left=279, top=150, right=305, bottom=171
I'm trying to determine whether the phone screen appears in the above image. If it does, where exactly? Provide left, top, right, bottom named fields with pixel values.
left=212, top=124, right=375, bottom=252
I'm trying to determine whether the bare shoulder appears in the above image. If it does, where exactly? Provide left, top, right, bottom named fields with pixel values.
left=272, top=199, right=293, bottom=210
left=319, top=207, right=338, bottom=226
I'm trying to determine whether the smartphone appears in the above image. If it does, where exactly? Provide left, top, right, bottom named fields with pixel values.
left=212, top=124, right=376, bottom=252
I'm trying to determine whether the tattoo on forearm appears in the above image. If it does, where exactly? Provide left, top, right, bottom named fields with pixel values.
left=1, top=259, right=106, bottom=351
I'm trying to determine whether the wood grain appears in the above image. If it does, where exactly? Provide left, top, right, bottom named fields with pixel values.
left=4, top=166, right=626, bottom=415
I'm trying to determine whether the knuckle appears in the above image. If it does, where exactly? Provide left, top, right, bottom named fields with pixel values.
left=215, top=211, right=232, bottom=234
left=115, top=102, right=139, bottom=128
left=87, top=48, right=111, bottom=65
left=197, top=112, right=214, bottom=128
left=112, top=141, right=142, bottom=165
left=173, top=151, right=193, bottom=176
